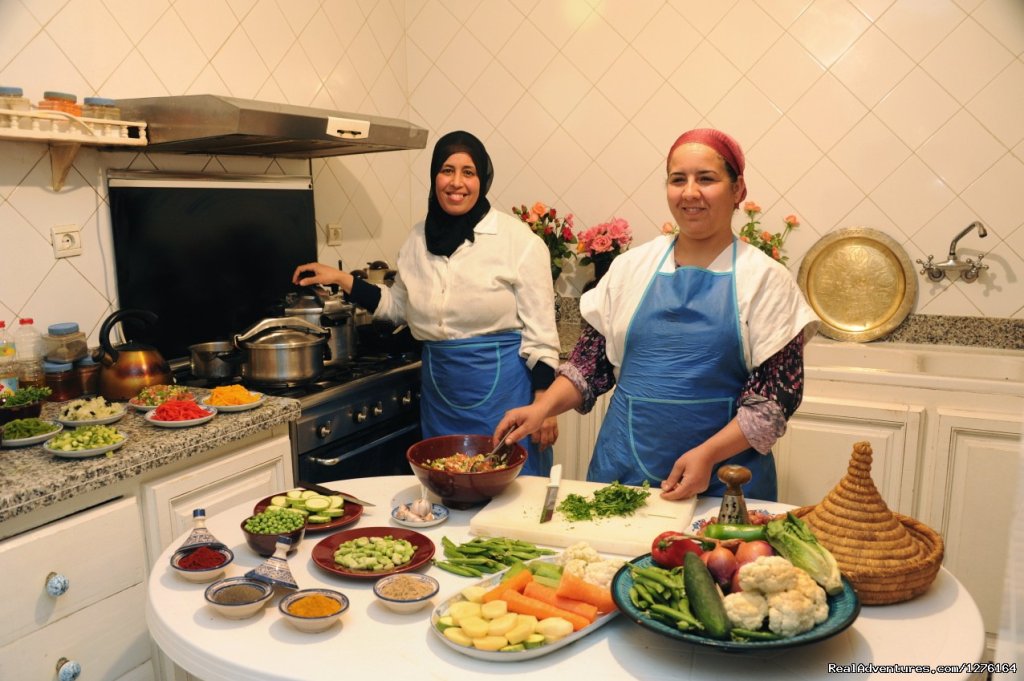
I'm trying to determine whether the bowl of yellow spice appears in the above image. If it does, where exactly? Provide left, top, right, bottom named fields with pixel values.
left=279, top=588, right=349, bottom=632
left=202, top=384, right=264, bottom=412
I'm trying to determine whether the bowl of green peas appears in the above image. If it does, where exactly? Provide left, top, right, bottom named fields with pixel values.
left=240, top=510, right=306, bottom=557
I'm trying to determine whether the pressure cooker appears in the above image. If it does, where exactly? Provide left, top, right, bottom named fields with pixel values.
left=233, top=317, right=329, bottom=385
left=284, top=287, right=356, bottom=367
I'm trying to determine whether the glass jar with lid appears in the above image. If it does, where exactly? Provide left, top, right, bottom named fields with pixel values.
left=0, top=86, right=31, bottom=130
left=82, top=97, right=122, bottom=137
left=75, top=355, right=100, bottom=396
left=44, top=360, right=82, bottom=402
left=37, top=91, right=82, bottom=133
left=43, top=322, right=89, bottom=363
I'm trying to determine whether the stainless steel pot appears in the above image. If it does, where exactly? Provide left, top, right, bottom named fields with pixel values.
left=234, top=317, right=329, bottom=385
left=284, top=289, right=356, bottom=366
left=188, top=341, right=241, bottom=380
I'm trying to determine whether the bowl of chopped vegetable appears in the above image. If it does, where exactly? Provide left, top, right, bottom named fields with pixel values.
left=241, top=511, right=306, bottom=557
left=406, top=434, right=527, bottom=509
left=0, top=417, right=62, bottom=447
left=0, top=386, right=51, bottom=426
left=373, top=573, right=439, bottom=614
left=279, top=588, right=349, bottom=632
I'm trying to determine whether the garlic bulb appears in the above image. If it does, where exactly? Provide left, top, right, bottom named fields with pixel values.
left=410, top=497, right=432, bottom=518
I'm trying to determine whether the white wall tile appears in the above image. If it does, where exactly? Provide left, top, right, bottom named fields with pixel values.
left=871, top=156, right=955, bottom=237
left=0, top=203, right=55, bottom=314
left=494, top=92, right=558, bottom=161
left=632, top=6, right=701, bottom=80
left=874, top=68, right=959, bottom=150
left=561, top=87, right=626, bottom=156
left=298, top=9, right=346, bottom=80
left=562, top=12, right=626, bottom=83
left=496, top=19, right=558, bottom=89
left=921, top=17, right=1013, bottom=104
left=874, top=0, right=965, bottom=61
left=708, top=0, right=782, bottom=73
left=971, top=0, right=1024, bottom=55
left=787, top=73, right=866, bottom=151
left=918, top=110, right=1005, bottom=194
left=968, top=60, right=1024, bottom=149
left=465, top=61, right=524, bottom=127
left=755, top=0, right=814, bottom=27
left=746, top=34, right=825, bottom=112
left=105, top=0, right=169, bottom=45
left=631, top=84, right=702, bottom=153
left=138, top=10, right=208, bottom=94
left=0, top=1, right=41, bottom=72
left=786, top=156, right=864, bottom=233
left=789, top=0, right=869, bottom=67
left=464, top=0, right=526, bottom=54
left=960, top=153, right=1024, bottom=233
left=591, top=0, right=662, bottom=42
left=830, top=26, right=914, bottom=108
left=596, top=46, right=663, bottom=120
left=529, top=54, right=592, bottom=122
left=594, top=123, right=662, bottom=197
left=749, top=117, right=823, bottom=194
left=668, top=42, right=741, bottom=116
left=845, top=0, right=896, bottom=22
left=829, top=113, right=911, bottom=194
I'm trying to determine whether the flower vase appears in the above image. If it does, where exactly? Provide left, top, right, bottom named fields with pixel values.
left=583, top=255, right=614, bottom=293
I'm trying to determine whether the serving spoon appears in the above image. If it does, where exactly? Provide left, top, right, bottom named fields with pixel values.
left=472, top=433, right=511, bottom=472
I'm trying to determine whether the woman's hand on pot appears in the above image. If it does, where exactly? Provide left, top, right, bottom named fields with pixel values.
left=292, top=262, right=352, bottom=291
left=531, top=416, right=559, bottom=449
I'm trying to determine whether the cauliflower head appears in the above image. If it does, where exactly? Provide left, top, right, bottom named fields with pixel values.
left=583, top=558, right=625, bottom=590
left=561, top=558, right=588, bottom=580
left=766, top=589, right=820, bottom=637
left=556, top=541, right=601, bottom=565
left=738, top=555, right=800, bottom=594
left=793, top=569, right=828, bottom=625
left=723, top=591, right=768, bottom=631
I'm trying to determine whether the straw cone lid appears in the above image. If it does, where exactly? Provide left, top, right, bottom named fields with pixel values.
left=793, top=441, right=943, bottom=605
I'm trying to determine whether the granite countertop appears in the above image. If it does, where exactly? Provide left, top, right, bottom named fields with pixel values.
left=0, top=395, right=300, bottom=524
left=555, top=295, right=1024, bottom=357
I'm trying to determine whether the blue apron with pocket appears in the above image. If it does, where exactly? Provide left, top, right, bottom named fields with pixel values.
left=587, top=239, right=776, bottom=500
left=420, top=331, right=552, bottom=477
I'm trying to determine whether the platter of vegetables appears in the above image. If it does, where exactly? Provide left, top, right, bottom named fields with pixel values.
left=1, top=418, right=62, bottom=447
left=310, top=526, right=435, bottom=579
left=430, top=543, right=621, bottom=661
left=129, top=384, right=195, bottom=411
left=610, top=513, right=860, bottom=651
left=253, top=488, right=363, bottom=532
left=202, top=385, right=264, bottom=412
left=57, top=396, right=127, bottom=426
left=145, top=400, right=216, bottom=427
left=43, top=424, right=127, bottom=458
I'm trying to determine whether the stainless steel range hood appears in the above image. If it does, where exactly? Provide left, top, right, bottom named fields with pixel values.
left=114, top=95, right=428, bottom=158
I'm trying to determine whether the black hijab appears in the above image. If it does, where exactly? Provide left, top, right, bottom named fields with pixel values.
left=424, top=131, right=494, bottom=257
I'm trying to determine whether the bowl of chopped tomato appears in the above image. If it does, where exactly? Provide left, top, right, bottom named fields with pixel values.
left=145, top=399, right=217, bottom=427
left=406, top=434, right=527, bottom=509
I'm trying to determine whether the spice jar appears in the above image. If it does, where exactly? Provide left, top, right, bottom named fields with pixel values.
left=37, top=91, right=81, bottom=132
left=82, top=97, right=122, bottom=137
left=0, top=86, right=31, bottom=130
left=43, top=322, right=89, bottom=362
left=74, top=355, right=99, bottom=396
left=44, top=360, right=82, bottom=402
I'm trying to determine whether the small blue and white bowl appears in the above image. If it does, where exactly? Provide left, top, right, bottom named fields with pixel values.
left=204, top=576, right=274, bottom=619
left=373, top=573, right=440, bottom=614
left=170, top=545, right=234, bottom=583
left=278, top=588, right=349, bottom=632
left=390, top=502, right=450, bottom=528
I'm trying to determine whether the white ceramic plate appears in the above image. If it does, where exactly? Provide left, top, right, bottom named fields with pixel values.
left=56, top=407, right=127, bottom=427
left=1, top=421, right=63, bottom=447
left=391, top=503, right=450, bottom=528
left=200, top=393, right=264, bottom=412
left=127, top=398, right=157, bottom=412
left=44, top=434, right=127, bottom=458
left=428, top=557, right=618, bottom=662
left=144, top=406, right=217, bottom=428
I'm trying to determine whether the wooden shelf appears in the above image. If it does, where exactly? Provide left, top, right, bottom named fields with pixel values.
left=0, top=109, right=147, bottom=190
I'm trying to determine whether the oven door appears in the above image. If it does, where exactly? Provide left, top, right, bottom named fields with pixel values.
left=297, top=418, right=421, bottom=482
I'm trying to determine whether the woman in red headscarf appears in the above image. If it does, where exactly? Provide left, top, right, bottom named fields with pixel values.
left=495, top=129, right=818, bottom=501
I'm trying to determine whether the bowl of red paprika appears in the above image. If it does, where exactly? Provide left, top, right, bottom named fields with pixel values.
left=170, top=544, right=234, bottom=583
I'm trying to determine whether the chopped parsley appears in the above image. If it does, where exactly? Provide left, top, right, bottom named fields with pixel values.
left=556, top=481, right=652, bottom=521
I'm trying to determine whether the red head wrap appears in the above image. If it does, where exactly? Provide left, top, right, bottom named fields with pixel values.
left=667, top=128, right=747, bottom=203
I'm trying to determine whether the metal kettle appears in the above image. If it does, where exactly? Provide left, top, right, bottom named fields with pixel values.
left=96, top=309, right=173, bottom=401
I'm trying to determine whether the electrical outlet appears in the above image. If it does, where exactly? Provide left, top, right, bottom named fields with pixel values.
left=52, top=225, right=82, bottom=258
left=327, top=223, right=343, bottom=246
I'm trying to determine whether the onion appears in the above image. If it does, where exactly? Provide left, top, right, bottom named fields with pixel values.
left=702, top=545, right=738, bottom=587
left=735, top=540, right=775, bottom=566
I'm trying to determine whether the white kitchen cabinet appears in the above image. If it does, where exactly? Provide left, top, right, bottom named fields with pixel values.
left=0, top=498, right=152, bottom=680
left=141, top=433, right=292, bottom=567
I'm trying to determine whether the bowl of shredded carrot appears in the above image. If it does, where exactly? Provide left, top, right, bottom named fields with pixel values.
left=202, top=385, right=264, bottom=412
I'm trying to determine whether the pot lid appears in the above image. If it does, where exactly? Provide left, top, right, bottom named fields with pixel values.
left=242, top=327, right=324, bottom=349
left=235, top=316, right=328, bottom=345
left=284, top=295, right=323, bottom=315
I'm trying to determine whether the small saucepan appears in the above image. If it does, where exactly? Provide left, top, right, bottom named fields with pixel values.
left=188, top=341, right=242, bottom=380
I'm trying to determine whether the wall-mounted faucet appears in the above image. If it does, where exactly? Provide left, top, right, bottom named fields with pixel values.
left=916, top=221, right=989, bottom=282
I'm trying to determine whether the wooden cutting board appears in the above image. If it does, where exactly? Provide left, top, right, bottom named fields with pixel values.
left=468, top=476, right=697, bottom=557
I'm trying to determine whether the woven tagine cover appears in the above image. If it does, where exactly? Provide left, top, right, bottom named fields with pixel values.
left=792, top=441, right=944, bottom=605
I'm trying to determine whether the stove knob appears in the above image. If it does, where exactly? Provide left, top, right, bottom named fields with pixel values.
left=317, top=422, right=332, bottom=438
left=372, top=401, right=383, bottom=417
left=354, top=406, right=368, bottom=423
left=400, top=390, right=413, bottom=407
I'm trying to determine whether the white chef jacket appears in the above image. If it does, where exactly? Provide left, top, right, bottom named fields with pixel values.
left=374, top=208, right=560, bottom=373
left=580, top=235, right=819, bottom=374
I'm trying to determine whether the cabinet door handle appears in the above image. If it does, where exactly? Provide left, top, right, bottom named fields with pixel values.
left=56, top=657, right=81, bottom=681
left=46, top=571, right=70, bottom=597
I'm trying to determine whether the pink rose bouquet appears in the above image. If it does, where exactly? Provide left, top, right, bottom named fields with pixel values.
left=513, top=202, right=577, bottom=281
left=577, top=217, right=632, bottom=267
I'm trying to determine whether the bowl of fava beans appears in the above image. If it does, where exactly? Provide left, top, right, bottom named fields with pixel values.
left=240, top=510, right=306, bottom=557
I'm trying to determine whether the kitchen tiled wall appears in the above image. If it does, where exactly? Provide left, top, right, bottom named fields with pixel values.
left=1, top=0, right=1022, bottom=349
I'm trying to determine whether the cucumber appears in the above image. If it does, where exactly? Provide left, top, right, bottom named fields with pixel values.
left=304, top=496, right=330, bottom=512
left=501, top=561, right=529, bottom=582
left=329, top=495, right=345, bottom=509
left=306, top=514, right=331, bottom=523
left=300, top=490, right=318, bottom=500
left=269, top=495, right=289, bottom=507
left=530, top=562, right=563, bottom=580
left=286, top=489, right=303, bottom=500
left=532, top=574, right=560, bottom=589
left=500, top=644, right=525, bottom=652
left=683, top=551, right=731, bottom=640
left=321, top=508, right=345, bottom=518
left=522, top=634, right=546, bottom=649
left=436, top=616, right=456, bottom=632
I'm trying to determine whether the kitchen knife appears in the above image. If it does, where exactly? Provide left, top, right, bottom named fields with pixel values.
left=539, top=464, right=562, bottom=523
left=296, top=480, right=376, bottom=507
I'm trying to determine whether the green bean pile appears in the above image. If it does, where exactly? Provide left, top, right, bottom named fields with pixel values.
left=433, top=536, right=555, bottom=577
left=1, top=417, right=59, bottom=440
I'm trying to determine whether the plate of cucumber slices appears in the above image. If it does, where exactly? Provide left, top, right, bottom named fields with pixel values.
left=253, top=488, right=363, bottom=533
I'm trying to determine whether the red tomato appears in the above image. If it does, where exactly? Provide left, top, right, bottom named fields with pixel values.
left=650, top=531, right=704, bottom=568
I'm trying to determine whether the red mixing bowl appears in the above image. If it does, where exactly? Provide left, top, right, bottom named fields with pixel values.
left=406, top=434, right=527, bottom=509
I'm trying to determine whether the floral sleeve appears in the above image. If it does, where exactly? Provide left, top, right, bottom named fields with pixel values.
left=737, top=333, right=806, bottom=454
left=556, top=321, right=616, bottom=414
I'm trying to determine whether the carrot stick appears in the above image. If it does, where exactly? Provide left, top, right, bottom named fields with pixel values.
left=523, top=581, right=598, bottom=622
left=500, top=590, right=591, bottom=631
left=555, top=571, right=617, bottom=613
left=481, top=568, right=533, bottom=603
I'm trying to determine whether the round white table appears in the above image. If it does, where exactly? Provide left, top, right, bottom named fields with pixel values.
left=148, top=475, right=985, bottom=681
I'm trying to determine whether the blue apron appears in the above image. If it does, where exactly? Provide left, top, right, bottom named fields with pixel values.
left=587, top=239, right=777, bottom=501
left=420, top=331, right=553, bottom=476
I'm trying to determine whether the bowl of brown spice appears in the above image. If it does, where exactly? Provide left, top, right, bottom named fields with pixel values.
left=278, top=588, right=349, bottom=632
left=204, top=577, right=274, bottom=619
left=373, top=573, right=439, bottom=614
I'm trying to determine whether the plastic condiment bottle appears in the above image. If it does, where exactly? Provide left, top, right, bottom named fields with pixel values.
left=0, top=321, right=17, bottom=394
left=14, top=318, right=45, bottom=388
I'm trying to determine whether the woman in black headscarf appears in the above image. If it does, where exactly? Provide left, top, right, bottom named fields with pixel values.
left=294, top=131, right=560, bottom=475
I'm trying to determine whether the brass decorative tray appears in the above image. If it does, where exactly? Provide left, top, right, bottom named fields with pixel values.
left=798, top=228, right=917, bottom=342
